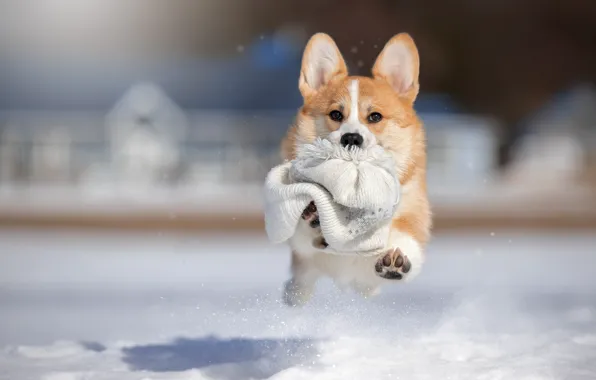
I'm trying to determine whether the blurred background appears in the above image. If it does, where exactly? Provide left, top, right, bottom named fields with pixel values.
left=0, top=0, right=595, bottom=232
left=1, top=2, right=596, bottom=379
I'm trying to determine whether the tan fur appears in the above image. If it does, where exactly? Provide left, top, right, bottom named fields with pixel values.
left=280, top=33, right=432, bottom=305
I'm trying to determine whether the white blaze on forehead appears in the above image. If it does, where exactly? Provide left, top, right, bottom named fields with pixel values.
left=348, top=79, right=359, bottom=123
left=329, top=78, right=376, bottom=148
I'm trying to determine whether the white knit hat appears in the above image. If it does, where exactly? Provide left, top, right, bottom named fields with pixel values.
left=263, top=139, right=400, bottom=255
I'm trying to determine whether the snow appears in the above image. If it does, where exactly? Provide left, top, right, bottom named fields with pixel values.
left=1, top=229, right=596, bottom=380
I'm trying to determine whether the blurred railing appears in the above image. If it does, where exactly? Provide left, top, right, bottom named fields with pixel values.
left=0, top=111, right=498, bottom=187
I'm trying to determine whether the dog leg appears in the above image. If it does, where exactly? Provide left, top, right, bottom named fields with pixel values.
left=301, top=201, right=328, bottom=249
left=283, top=251, right=319, bottom=307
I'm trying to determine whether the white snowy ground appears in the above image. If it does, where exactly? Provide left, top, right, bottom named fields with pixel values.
left=1, top=229, right=596, bottom=380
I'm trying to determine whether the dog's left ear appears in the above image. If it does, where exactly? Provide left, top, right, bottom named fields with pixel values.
left=372, top=33, right=420, bottom=104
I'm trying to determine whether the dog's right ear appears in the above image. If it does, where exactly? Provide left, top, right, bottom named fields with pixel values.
left=299, top=33, right=348, bottom=99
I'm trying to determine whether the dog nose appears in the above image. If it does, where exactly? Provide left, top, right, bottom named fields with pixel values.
left=340, top=133, right=364, bottom=148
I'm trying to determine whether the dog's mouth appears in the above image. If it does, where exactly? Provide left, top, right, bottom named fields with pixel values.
left=340, top=143, right=363, bottom=152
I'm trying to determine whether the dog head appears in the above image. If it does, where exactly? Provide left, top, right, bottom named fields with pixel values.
left=289, top=33, right=425, bottom=183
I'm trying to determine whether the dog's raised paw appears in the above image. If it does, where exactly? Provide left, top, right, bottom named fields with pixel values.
left=301, top=201, right=320, bottom=229
left=374, top=248, right=411, bottom=280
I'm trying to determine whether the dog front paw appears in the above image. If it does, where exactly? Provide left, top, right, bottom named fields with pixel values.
left=374, top=248, right=412, bottom=280
left=301, top=201, right=320, bottom=228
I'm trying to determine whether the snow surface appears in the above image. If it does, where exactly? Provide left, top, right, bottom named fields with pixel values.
left=1, top=229, right=596, bottom=380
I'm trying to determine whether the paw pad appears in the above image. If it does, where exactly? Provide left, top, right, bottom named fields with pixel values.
left=374, top=248, right=411, bottom=280
left=301, top=202, right=320, bottom=230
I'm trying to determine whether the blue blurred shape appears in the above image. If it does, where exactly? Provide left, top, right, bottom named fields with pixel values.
left=250, top=34, right=299, bottom=69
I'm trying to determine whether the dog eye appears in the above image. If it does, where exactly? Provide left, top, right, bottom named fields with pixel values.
left=329, top=110, right=343, bottom=122
left=368, top=112, right=383, bottom=123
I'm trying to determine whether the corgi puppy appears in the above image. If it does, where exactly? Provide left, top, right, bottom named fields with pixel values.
left=280, top=33, right=431, bottom=306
